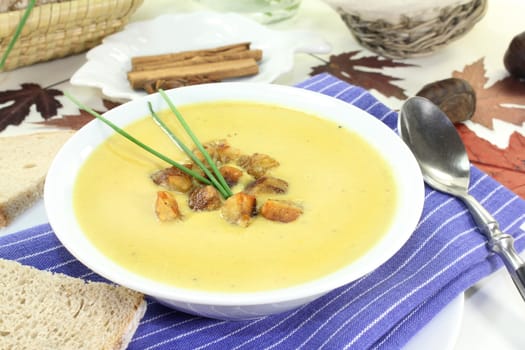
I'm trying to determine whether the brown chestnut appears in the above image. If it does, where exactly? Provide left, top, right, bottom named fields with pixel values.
left=416, top=78, right=476, bottom=124
left=504, top=31, right=525, bottom=79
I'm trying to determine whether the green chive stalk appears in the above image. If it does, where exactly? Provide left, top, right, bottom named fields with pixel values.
left=147, top=102, right=230, bottom=199
left=158, top=89, right=233, bottom=197
left=64, top=92, right=212, bottom=185
left=0, top=0, right=36, bottom=70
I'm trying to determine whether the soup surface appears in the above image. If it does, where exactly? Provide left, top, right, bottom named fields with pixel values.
left=74, top=101, right=397, bottom=292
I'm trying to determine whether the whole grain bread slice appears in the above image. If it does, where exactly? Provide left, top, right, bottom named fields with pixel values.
left=0, top=131, right=75, bottom=227
left=0, top=258, right=147, bottom=350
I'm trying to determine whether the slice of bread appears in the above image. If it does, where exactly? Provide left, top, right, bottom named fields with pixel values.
left=0, top=131, right=75, bottom=227
left=0, top=258, right=147, bottom=350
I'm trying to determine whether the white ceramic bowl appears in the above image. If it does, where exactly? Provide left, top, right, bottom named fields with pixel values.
left=45, top=83, right=424, bottom=320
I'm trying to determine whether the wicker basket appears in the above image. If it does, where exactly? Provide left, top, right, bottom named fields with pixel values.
left=0, top=0, right=144, bottom=72
left=330, top=0, right=487, bottom=59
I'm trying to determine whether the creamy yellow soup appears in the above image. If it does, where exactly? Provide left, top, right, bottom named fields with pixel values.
left=74, top=102, right=397, bottom=292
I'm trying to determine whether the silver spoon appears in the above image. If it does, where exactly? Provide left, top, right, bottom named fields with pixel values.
left=399, top=96, right=525, bottom=301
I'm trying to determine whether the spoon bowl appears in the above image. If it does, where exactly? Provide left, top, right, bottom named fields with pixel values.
left=399, top=96, right=525, bottom=301
left=398, top=96, right=470, bottom=196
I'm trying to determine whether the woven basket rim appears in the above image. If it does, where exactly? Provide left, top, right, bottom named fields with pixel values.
left=337, top=0, right=487, bottom=58
left=0, top=0, right=144, bottom=71
left=0, top=0, right=142, bottom=37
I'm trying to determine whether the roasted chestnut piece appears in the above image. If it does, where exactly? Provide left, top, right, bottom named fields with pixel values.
left=504, top=31, right=525, bottom=79
left=416, top=78, right=476, bottom=123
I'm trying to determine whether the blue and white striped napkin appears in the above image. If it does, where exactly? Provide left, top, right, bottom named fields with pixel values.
left=2, top=73, right=525, bottom=349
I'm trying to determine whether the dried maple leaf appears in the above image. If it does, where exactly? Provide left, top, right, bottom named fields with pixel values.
left=34, top=99, right=121, bottom=130
left=103, top=99, right=121, bottom=111
left=310, top=51, right=416, bottom=99
left=0, top=83, right=62, bottom=132
left=453, top=58, right=525, bottom=129
left=457, top=124, right=525, bottom=199
left=34, top=110, right=95, bottom=130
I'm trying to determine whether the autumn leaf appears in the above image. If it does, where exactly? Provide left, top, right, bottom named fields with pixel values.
left=457, top=124, right=525, bottom=199
left=102, top=99, right=122, bottom=111
left=0, top=83, right=62, bottom=132
left=310, top=51, right=416, bottom=99
left=34, top=110, right=95, bottom=130
left=453, top=58, right=525, bottom=129
left=34, top=99, right=122, bottom=130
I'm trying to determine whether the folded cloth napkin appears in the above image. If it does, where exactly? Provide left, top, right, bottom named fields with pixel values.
left=2, top=73, right=525, bottom=349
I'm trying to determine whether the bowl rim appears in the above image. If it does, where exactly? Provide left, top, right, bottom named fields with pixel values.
left=45, top=82, right=424, bottom=306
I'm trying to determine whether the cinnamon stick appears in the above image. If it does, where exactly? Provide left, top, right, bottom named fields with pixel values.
left=127, top=58, right=259, bottom=89
left=143, top=77, right=221, bottom=94
left=132, top=49, right=263, bottom=72
left=131, top=42, right=251, bottom=68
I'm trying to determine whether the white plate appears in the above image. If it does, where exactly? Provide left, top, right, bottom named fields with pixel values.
left=70, top=12, right=331, bottom=101
left=405, top=294, right=464, bottom=350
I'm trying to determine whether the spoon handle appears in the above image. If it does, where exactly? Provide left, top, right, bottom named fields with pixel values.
left=461, top=194, right=525, bottom=301
left=460, top=194, right=499, bottom=238
left=489, top=229, right=525, bottom=301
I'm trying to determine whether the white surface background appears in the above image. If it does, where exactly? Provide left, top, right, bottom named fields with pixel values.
left=1, top=0, right=524, bottom=348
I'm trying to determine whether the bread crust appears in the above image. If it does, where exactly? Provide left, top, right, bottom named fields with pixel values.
left=0, top=258, right=146, bottom=349
left=0, top=131, right=74, bottom=227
